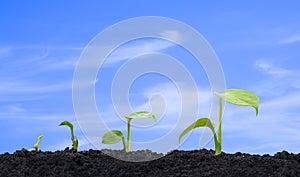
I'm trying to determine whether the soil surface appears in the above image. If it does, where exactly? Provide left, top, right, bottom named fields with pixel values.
left=1, top=148, right=300, bottom=177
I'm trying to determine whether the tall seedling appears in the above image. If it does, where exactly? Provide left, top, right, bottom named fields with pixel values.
left=179, top=89, right=259, bottom=155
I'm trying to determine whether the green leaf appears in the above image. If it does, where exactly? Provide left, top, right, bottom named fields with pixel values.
left=215, top=89, right=259, bottom=116
left=178, top=118, right=215, bottom=143
left=59, top=120, right=74, bottom=129
left=102, top=130, right=125, bottom=144
left=125, top=111, right=157, bottom=121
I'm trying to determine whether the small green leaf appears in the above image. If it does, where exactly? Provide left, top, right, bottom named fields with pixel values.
left=59, top=120, right=74, bottom=129
left=215, top=89, right=259, bottom=116
left=179, top=118, right=215, bottom=143
left=102, top=130, right=125, bottom=144
left=125, top=111, right=157, bottom=121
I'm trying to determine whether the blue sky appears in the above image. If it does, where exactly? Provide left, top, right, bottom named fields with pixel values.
left=1, top=1, right=300, bottom=155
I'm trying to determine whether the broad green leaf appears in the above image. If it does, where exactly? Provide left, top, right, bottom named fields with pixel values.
left=125, top=111, right=157, bottom=121
left=215, top=89, right=259, bottom=116
left=178, top=118, right=216, bottom=143
left=102, top=130, right=125, bottom=144
left=59, top=120, right=74, bottom=129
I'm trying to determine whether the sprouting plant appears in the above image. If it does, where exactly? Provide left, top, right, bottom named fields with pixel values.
left=59, top=120, right=78, bottom=150
left=28, top=135, right=43, bottom=151
left=102, top=111, right=156, bottom=152
left=33, top=135, right=43, bottom=151
left=179, top=89, right=259, bottom=155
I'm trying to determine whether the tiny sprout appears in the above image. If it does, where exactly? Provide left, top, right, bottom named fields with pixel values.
left=102, top=111, right=156, bottom=152
left=29, top=135, right=43, bottom=151
left=59, top=120, right=78, bottom=150
left=33, top=135, right=43, bottom=151
left=179, top=89, right=259, bottom=155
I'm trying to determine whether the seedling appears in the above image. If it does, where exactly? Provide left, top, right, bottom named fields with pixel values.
left=59, top=120, right=78, bottom=150
left=28, top=134, right=43, bottom=151
left=179, top=89, right=259, bottom=155
left=102, top=111, right=156, bottom=152
left=33, top=135, right=43, bottom=151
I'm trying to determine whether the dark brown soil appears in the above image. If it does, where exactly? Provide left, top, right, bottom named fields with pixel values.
left=1, top=148, right=300, bottom=177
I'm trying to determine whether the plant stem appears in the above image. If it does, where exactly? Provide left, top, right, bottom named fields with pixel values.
left=121, top=137, right=126, bottom=151
left=211, top=126, right=219, bottom=155
left=126, top=118, right=132, bottom=152
left=216, top=97, right=223, bottom=155
left=70, top=127, right=75, bottom=144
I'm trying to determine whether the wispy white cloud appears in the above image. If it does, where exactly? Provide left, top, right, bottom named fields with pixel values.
left=37, top=56, right=77, bottom=71
left=0, top=45, right=76, bottom=98
left=1, top=45, right=78, bottom=73
left=0, top=103, right=26, bottom=113
left=278, top=34, right=300, bottom=45
left=254, top=59, right=292, bottom=76
left=71, top=31, right=182, bottom=70
left=104, top=38, right=176, bottom=65
left=0, top=81, right=71, bottom=94
left=0, top=107, right=75, bottom=120
left=252, top=60, right=299, bottom=99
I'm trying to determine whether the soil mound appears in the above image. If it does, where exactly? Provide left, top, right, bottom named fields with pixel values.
left=1, top=148, right=299, bottom=177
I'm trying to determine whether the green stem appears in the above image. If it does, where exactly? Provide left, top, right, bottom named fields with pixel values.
left=126, top=118, right=132, bottom=152
left=216, top=97, right=223, bottom=155
left=211, top=126, right=219, bottom=154
left=121, top=137, right=126, bottom=151
left=71, top=128, right=75, bottom=143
